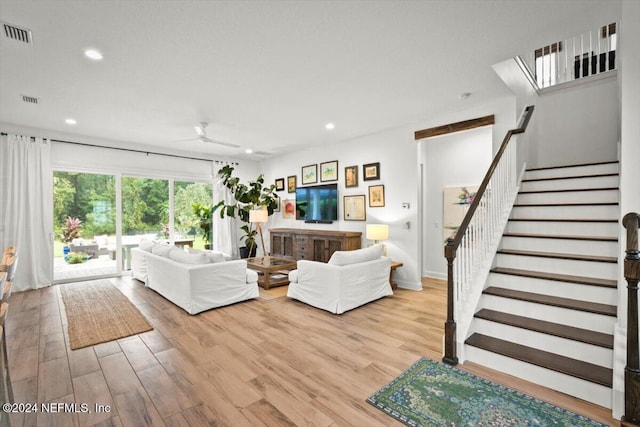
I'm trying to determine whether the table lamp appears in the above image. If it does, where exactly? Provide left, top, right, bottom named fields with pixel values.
left=249, top=209, right=269, bottom=256
left=366, top=224, right=389, bottom=256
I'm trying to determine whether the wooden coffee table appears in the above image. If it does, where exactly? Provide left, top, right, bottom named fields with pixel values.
left=246, top=256, right=298, bottom=289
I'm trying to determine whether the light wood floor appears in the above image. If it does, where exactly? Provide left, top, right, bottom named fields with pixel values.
left=5, top=277, right=618, bottom=426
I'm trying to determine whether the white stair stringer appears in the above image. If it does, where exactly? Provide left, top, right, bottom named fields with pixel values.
left=464, top=345, right=612, bottom=408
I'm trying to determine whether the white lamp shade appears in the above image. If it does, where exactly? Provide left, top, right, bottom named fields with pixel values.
left=366, top=224, right=389, bottom=241
left=249, top=209, right=268, bottom=223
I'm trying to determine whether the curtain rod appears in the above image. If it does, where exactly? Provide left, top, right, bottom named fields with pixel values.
left=0, top=132, right=239, bottom=166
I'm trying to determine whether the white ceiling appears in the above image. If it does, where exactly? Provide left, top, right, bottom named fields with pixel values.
left=0, top=0, right=619, bottom=159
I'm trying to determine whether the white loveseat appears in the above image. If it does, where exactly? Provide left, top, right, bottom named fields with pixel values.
left=287, top=245, right=393, bottom=314
left=131, top=245, right=259, bottom=315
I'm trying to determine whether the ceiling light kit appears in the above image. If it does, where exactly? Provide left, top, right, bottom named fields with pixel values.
left=325, top=123, right=335, bottom=130
left=245, top=148, right=253, bottom=154
left=84, top=48, right=103, bottom=61
left=175, top=122, right=241, bottom=148
left=65, top=118, right=77, bottom=125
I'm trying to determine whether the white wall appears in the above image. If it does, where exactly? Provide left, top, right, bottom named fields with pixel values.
left=420, top=126, right=493, bottom=278
left=526, top=77, right=620, bottom=168
left=259, top=125, right=421, bottom=290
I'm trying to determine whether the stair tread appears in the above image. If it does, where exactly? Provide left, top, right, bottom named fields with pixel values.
left=465, top=333, right=613, bottom=387
left=497, top=248, right=617, bottom=263
left=491, top=267, right=617, bottom=288
left=483, top=286, right=617, bottom=316
left=509, top=218, right=618, bottom=222
left=522, top=172, right=618, bottom=182
left=475, top=309, right=614, bottom=349
left=502, top=232, right=617, bottom=242
left=514, top=202, right=618, bottom=206
left=526, top=161, right=619, bottom=172
left=518, top=187, right=618, bottom=194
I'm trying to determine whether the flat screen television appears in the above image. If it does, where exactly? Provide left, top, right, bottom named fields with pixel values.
left=295, top=183, right=338, bottom=223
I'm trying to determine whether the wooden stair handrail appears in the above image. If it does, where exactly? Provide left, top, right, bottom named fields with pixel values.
left=443, top=105, right=535, bottom=366
left=623, top=212, right=640, bottom=426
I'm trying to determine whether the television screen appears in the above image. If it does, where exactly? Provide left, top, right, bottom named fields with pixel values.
left=295, top=183, right=338, bottom=222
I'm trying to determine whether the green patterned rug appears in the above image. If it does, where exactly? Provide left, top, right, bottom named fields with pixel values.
left=367, top=358, right=607, bottom=427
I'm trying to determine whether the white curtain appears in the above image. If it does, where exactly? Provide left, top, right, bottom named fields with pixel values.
left=0, top=134, right=54, bottom=291
left=212, top=171, right=238, bottom=259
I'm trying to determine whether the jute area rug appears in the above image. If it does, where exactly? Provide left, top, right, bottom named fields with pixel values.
left=60, top=280, right=153, bottom=350
left=367, top=357, right=607, bottom=427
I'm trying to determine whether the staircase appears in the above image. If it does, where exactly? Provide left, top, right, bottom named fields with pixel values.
left=464, top=160, right=620, bottom=408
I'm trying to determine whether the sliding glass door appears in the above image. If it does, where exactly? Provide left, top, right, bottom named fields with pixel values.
left=53, top=171, right=117, bottom=282
left=53, top=172, right=214, bottom=282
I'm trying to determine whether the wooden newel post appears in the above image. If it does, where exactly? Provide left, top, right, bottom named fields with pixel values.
left=623, top=212, right=640, bottom=426
left=443, top=238, right=458, bottom=366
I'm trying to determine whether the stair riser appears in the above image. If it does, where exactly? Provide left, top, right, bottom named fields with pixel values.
left=500, top=236, right=618, bottom=258
left=480, top=295, right=616, bottom=333
left=516, top=189, right=619, bottom=205
left=511, top=205, right=618, bottom=220
left=489, top=273, right=617, bottom=305
left=525, top=163, right=619, bottom=180
left=520, top=176, right=619, bottom=192
left=495, top=253, right=617, bottom=279
left=464, top=346, right=612, bottom=408
left=471, top=319, right=612, bottom=367
left=505, top=221, right=618, bottom=238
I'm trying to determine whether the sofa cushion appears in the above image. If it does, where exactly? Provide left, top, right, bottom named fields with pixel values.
left=169, top=248, right=210, bottom=265
left=151, top=243, right=173, bottom=257
left=139, top=238, right=154, bottom=252
left=187, top=248, right=226, bottom=263
left=328, top=244, right=383, bottom=266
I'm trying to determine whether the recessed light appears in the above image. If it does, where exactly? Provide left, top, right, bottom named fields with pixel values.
left=459, top=92, right=472, bottom=100
left=325, top=123, right=335, bottom=130
left=245, top=148, right=253, bottom=154
left=84, top=48, right=103, bottom=61
left=65, top=118, right=77, bottom=125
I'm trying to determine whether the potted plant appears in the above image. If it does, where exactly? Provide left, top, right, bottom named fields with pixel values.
left=213, top=165, right=278, bottom=258
left=192, top=202, right=213, bottom=249
left=60, top=216, right=82, bottom=260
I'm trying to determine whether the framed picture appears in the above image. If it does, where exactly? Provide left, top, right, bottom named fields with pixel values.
left=320, top=160, right=338, bottom=182
left=287, top=175, right=297, bottom=193
left=282, top=199, right=296, bottom=219
left=344, top=165, right=358, bottom=188
left=343, top=195, right=366, bottom=221
left=273, top=195, right=281, bottom=212
left=369, top=185, right=385, bottom=207
left=363, top=162, right=380, bottom=181
left=302, top=164, right=318, bottom=185
left=275, top=178, right=285, bottom=191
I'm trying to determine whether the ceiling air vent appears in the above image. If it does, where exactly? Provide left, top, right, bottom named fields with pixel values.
left=2, top=22, right=32, bottom=44
left=21, top=95, right=39, bottom=104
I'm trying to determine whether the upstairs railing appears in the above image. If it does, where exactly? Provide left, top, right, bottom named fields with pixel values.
left=521, top=22, right=617, bottom=89
left=623, top=212, right=640, bottom=426
left=443, top=105, right=534, bottom=366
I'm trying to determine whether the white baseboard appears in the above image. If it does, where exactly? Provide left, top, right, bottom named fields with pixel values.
left=423, top=271, right=446, bottom=280
left=396, top=280, right=422, bottom=291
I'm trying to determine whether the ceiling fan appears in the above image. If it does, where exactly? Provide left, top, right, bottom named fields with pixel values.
left=176, top=122, right=240, bottom=148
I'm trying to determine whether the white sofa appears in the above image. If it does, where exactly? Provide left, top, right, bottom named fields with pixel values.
left=131, top=245, right=259, bottom=315
left=287, top=245, right=393, bottom=314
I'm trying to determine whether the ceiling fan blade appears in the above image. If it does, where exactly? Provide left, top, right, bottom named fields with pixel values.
left=173, top=137, right=198, bottom=143
left=201, top=136, right=240, bottom=148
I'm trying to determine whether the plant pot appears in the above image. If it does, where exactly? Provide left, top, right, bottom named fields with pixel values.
left=239, top=246, right=257, bottom=259
left=63, top=245, right=70, bottom=262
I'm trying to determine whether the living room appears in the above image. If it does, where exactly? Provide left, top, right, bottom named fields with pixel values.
left=1, top=1, right=639, bottom=426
